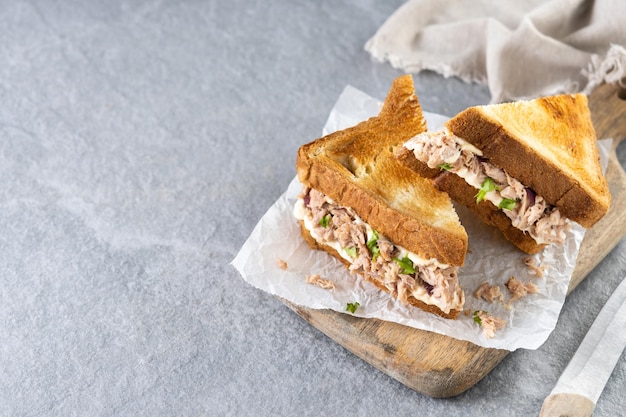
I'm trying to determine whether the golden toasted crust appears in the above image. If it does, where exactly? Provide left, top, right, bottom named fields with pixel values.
left=296, top=75, right=467, bottom=266
left=446, top=94, right=610, bottom=228
left=299, top=222, right=461, bottom=319
left=394, top=145, right=440, bottom=179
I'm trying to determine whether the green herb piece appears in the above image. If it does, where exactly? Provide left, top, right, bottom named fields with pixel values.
left=475, top=177, right=499, bottom=203
left=346, top=302, right=360, bottom=314
left=498, top=198, right=517, bottom=210
left=319, top=213, right=331, bottom=228
left=393, top=256, right=416, bottom=274
left=344, top=246, right=357, bottom=258
left=366, top=230, right=380, bottom=261
left=473, top=310, right=484, bottom=326
left=438, top=162, right=453, bottom=171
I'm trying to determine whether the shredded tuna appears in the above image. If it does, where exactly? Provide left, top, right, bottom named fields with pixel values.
left=306, top=274, right=336, bottom=290
left=483, top=163, right=507, bottom=184
left=475, top=311, right=506, bottom=338
left=524, top=256, right=547, bottom=278
left=474, top=282, right=504, bottom=303
left=404, top=131, right=571, bottom=245
left=277, top=259, right=288, bottom=270
left=308, top=189, right=326, bottom=209
left=295, top=187, right=464, bottom=314
left=506, top=276, right=539, bottom=301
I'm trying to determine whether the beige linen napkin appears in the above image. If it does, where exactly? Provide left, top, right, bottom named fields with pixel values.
left=366, top=0, right=626, bottom=103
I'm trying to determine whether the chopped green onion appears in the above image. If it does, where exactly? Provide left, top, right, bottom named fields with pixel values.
left=475, top=177, right=499, bottom=203
left=438, top=162, right=453, bottom=171
left=498, top=198, right=517, bottom=210
left=473, top=310, right=484, bottom=326
left=344, top=246, right=357, bottom=258
left=319, top=213, right=331, bottom=228
left=346, top=302, right=360, bottom=314
left=393, top=256, right=416, bottom=274
left=366, top=230, right=380, bottom=261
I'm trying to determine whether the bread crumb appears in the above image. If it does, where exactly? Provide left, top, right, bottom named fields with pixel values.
left=277, top=258, right=288, bottom=270
left=305, top=274, right=335, bottom=290
left=474, top=282, right=504, bottom=303
left=524, top=256, right=547, bottom=278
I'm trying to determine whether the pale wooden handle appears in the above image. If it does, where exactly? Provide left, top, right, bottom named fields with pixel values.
left=539, top=393, right=595, bottom=417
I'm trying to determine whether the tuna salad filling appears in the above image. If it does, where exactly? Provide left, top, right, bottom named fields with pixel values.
left=294, top=187, right=464, bottom=315
left=403, top=130, right=570, bottom=245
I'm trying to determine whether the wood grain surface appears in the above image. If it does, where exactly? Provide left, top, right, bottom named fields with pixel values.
left=283, top=82, right=626, bottom=398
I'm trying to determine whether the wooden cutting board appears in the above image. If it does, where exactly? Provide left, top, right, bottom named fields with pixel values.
left=283, top=82, right=626, bottom=398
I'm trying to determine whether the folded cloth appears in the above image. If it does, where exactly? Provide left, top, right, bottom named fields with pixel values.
left=365, top=0, right=626, bottom=103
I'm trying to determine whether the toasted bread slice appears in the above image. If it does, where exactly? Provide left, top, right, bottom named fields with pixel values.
left=397, top=93, right=610, bottom=254
left=295, top=75, right=468, bottom=318
left=296, top=75, right=467, bottom=266
left=447, top=94, right=610, bottom=228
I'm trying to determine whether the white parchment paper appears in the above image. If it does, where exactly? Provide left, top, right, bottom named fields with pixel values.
left=232, top=85, right=612, bottom=351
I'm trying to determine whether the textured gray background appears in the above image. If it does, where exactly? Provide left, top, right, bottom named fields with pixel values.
left=0, top=1, right=624, bottom=416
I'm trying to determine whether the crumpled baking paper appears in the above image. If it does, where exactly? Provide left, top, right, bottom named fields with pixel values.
left=231, top=85, right=611, bottom=351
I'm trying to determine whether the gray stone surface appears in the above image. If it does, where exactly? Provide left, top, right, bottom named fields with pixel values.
left=0, top=1, right=623, bottom=416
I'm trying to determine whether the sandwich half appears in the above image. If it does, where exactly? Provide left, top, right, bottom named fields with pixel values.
left=294, top=75, right=467, bottom=319
left=396, top=94, right=611, bottom=254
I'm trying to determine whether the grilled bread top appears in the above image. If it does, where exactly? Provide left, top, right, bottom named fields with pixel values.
left=446, top=94, right=610, bottom=228
left=296, top=75, right=467, bottom=266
